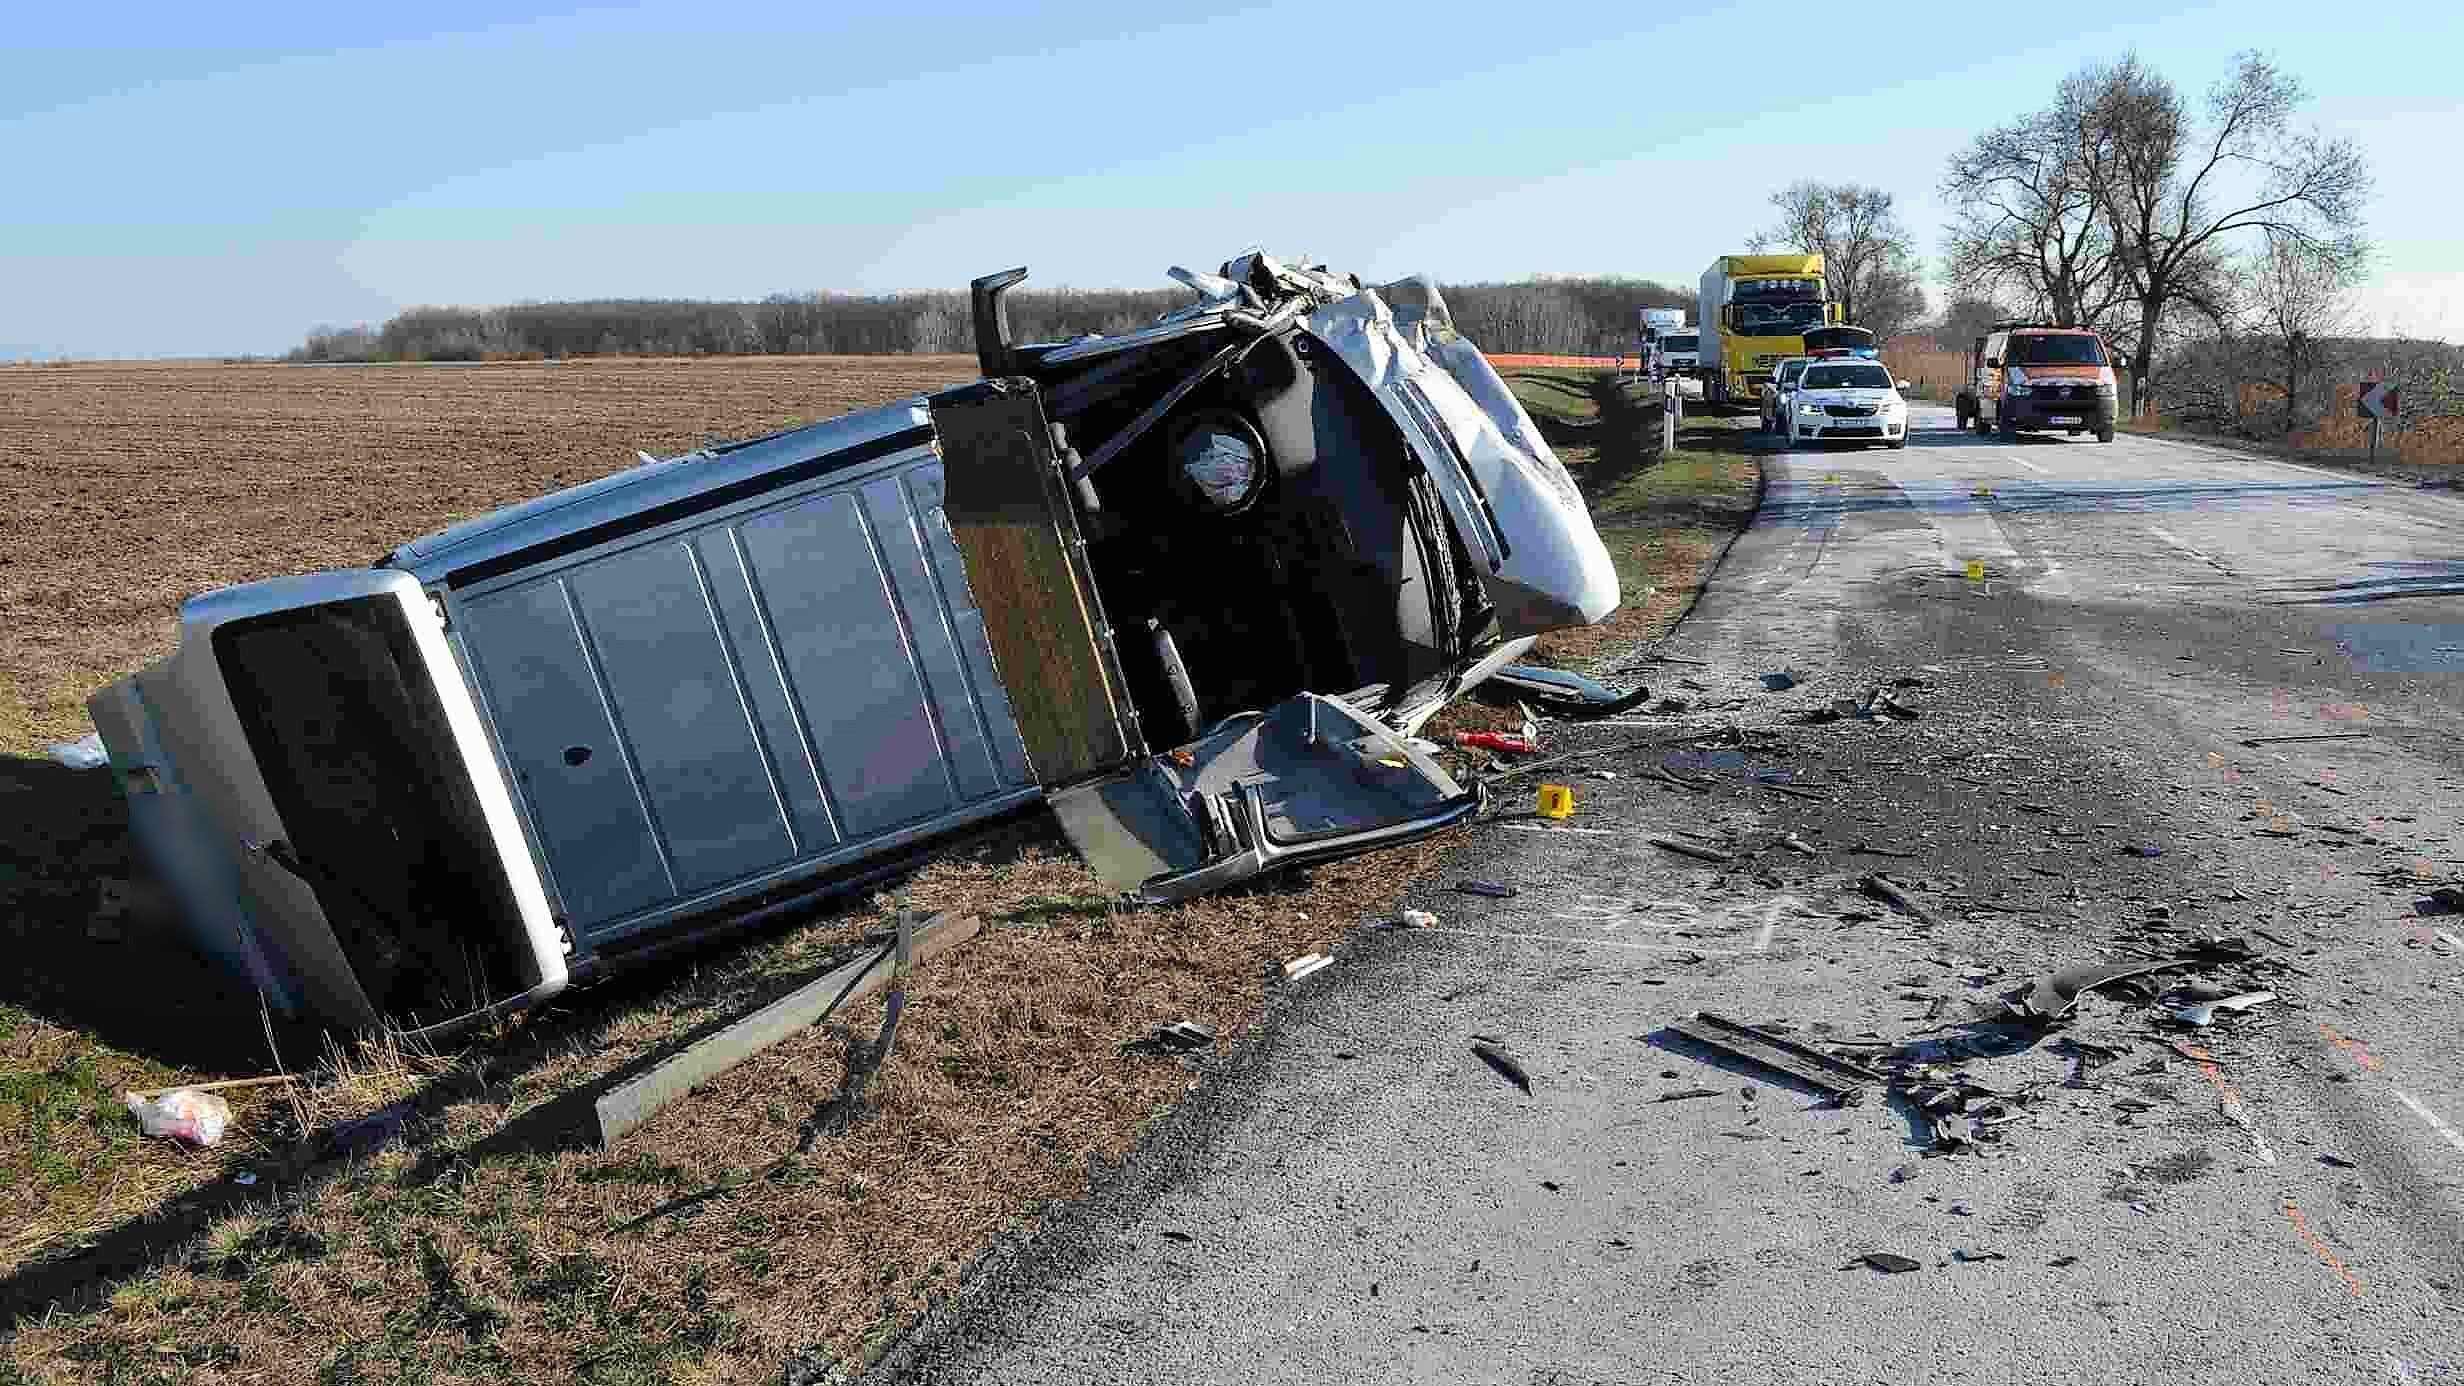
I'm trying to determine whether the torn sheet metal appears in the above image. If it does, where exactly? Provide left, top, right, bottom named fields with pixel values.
left=2011, top=957, right=2192, bottom=1022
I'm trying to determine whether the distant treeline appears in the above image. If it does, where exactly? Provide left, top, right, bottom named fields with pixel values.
left=286, top=276, right=1697, bottom=363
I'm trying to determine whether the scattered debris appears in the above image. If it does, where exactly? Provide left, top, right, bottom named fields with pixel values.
left=1851, top=844, right=1919, bottom=859
left=1779, top=833, right=1818, bottom=856
left=1455, top=730, right=1539, bottom=755
left=2319, top=1153, right=2358, bottom=1169
left=1850, top=1252, right=1922, bottom=1274
left=1948, top=1201, right=1974, bottom=1217
left=1649, top=836, right=1735, bottom=864
left=1284, top=953, right=1334, bottom=982
left=1650, top=763, right=1714, bottom=794
left=1487, top=663, right=1653, bottom=716
left=2164, top=991, right=2276, bottom=1028
left=1889, top=1164, right=1921, bottom=1184
left=1760, top=671, right=1801, bottom=692
left=2240, top=732, right=2371, bottom=748
left=1470, top=1041, right=1534, bottom=1095
left=1138, top=1020, right=1218, bottom=1053
left=1456, top=879, right=1518, bottom=899
left=2049, top=1255, right=2078, bottom=1268
left=2012, top=957, right=2193, bottom=1021
left=1666, top=1012, right=1881, bottom=1104
left=1859, top=874, right=1941, bottom=926
left=2120, top=845, right=2165, bottom=858
left=1374, top=907, right=1439, bottom=931
left=1655, top=1088, right=1724, bottom=1103
left=1951, top=1248, right=2007, bottom=1264
left=123, top=1088, right=233, bottom=1147
left=234, top=1171, right=258, bottom=1186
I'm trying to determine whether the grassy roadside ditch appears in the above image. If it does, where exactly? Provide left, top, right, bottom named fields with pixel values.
left=1, top=369, right=1762, bottom=1385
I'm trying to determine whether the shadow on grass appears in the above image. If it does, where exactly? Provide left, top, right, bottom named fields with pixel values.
left=0, top=755, right=319, bottom=1075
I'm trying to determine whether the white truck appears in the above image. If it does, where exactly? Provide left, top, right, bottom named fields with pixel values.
left=1638, top=308, right=1694, bottom=376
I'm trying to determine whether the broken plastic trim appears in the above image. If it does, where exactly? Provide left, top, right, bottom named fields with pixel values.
left=1129, top=776, right=1484, bottom=904
left=1486, top=663, right=1652, bottom=716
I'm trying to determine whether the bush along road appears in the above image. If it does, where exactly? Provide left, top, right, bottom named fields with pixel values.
left=879, top=405, right=2464, bottom=1385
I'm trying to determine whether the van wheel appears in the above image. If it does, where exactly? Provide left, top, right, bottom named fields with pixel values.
left=1998, top=415, right=2018, bottom=442
left=1972, top=412, right=1992, bottom=437
left=2097, top=424, right=2116, bottom=443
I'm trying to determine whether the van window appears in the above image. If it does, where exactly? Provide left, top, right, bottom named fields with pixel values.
left=2007, top=333, right=2108, bottom=366
left=1664, top=335, right=1697, bottom=352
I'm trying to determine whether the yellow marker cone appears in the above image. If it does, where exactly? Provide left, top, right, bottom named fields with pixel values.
left=1965, top=559, right=1987, bottom=581
left=1537, top=784, right=1576, bottom=819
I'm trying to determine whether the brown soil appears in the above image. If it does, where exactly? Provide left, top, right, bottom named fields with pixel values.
left=0, top=356, right=978, bottom=753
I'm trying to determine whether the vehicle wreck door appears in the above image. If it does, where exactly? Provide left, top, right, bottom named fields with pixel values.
left=931, top=380, right=1144, bottom=783
left=1047, top=693, right=1480, bottom=902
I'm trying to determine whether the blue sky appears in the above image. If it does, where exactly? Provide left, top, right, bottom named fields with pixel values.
left=4, top=0, right=2457, bottom=358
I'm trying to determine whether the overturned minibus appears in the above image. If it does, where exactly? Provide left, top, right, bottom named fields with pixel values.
left=87, top=253, right=1618, bottom=1035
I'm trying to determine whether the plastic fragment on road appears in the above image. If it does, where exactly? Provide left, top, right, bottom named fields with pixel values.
left=1858, top=873, right=1940, bottom=926
left=2120, top=844, right=2164, bottom=858
left=1455, top=730, right=1539, bottom=755
left=125, top=1088, right=232, bottom=1146
left=1470, top=1041, right=1533, bottom=1094
left=44, top=733, right=107, bottom=769
left=1487, top=663, right=1653, bottom=717
left=2165, top=990, right=2277, bottom=1028
left=1648, top=836, right=1734, bottom=864
left=1759, top=671, right=1800, bottom=692
left=1283, top=953, right=1333, bottom=982
left=1143, top=1020, right=1217, bottom=1052
left=1536, top=783, right=1576, bottom=818
left=1850, top=1251, right=1921, bottom=1274
left=1456, top=879, right=1518, bottom=899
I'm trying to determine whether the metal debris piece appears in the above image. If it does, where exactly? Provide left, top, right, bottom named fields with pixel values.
left=2120, top=844, right=2165, bottom=858
left=1760, top=671, right=1800, bottom=692
left=1656, top=1087, right=1723, bottom=1103
left=1456, top=879, right=1518, bottom=899
left=1779, top=833, right=1818, bottom=856
left=2012, top=956, right=2194, bottom=1022
left=1850, top=1252, right=1922, bottom=1274
left=2165, top=990, right=2276, bottom=1028
left=1470, top=1041, right=1533, bottom=1095
left=1667, top=1013, right=1881, bottom=1103
left=2240, top=732, right=2371, bottom=747
left=1859, top=874, right=1941, bottom=926
left=1852, top=844, right=1919, bottom=859
left=1651, top=762, right=1714, bottom=793
left=2318, top=1153, right=2357, bottom=1169
left=1951, top=1248, right=2007, bottom=1263
left=1649, top=836, right=1735, bottom=864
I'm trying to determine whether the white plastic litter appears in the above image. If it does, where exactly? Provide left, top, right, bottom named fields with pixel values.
left=1400, top=908, right=1439, bottom=929
left=125, top=1088, right=233, bottom=1146
left=45, top=733, right=107, bottom=769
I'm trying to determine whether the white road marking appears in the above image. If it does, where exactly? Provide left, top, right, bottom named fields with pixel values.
left=2010, top=457, right=2051, bottom=476
left=1494, top=821, right=1616, bottom=837
left=2394, top=1090, right=2464, bottom=1157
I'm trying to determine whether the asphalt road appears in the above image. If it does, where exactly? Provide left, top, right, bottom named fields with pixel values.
left=879, top=407, right=2464, bottom=1385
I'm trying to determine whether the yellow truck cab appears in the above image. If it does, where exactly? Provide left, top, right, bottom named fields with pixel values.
left=1956, top=323, right=2119, bottom=443
left=1698, top=253, right=1840, bottom=409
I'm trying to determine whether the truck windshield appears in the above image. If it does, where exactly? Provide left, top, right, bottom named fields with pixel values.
left=1664, top=335, right=1697, bottom=352
left=2008, top=334, right=2107, bottom=365
left=1732, top=301, right=1823, bottom=336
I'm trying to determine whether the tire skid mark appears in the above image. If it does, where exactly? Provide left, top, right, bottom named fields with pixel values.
left=2282, top=1195, right=2368, bottom=1298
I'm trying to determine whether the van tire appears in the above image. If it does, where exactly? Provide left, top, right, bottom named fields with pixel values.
left=1998, top=415, right=2018, bottom=442
left=2097, top=424, right=2116, bottom=443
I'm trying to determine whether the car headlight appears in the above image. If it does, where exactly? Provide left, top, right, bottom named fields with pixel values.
left=2005, top=367, right=2030, bottom=387
left=1798, top=402, right=1824, bottom=416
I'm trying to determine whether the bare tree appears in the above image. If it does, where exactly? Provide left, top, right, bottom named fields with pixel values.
left=1940, top=87, right=2127, bottom=329
left=2243, top=230, right=2363, bottom=436
left=1751, top=182, right=1921, bottom=328
left=2075, top=51, right=2369, bottom=414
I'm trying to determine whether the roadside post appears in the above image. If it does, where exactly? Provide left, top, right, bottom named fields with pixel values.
left=1663, top=378, right=1680, bottom=454
left=2358, top=379, right=2399, bottom=462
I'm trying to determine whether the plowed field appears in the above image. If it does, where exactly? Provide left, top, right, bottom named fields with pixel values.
left=0, top=357, right=979, bottom=752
